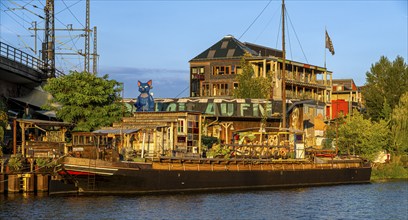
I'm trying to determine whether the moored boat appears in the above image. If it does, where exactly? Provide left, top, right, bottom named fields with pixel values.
left=51, top=153, right=371, bottom=195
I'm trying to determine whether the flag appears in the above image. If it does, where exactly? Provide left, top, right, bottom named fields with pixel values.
left=325, top=30, right=335, bottom=55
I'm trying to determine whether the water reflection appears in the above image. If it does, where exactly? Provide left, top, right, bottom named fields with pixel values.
left=1, top=180, right=407, bottom=220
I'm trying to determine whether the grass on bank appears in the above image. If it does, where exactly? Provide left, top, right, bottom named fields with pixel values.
left=371, top=155, right=408, bottom=180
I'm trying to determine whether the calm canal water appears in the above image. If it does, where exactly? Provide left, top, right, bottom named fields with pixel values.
left=1, top=180, right=407, bottom=220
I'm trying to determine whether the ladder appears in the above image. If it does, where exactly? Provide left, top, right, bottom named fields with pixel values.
left=87, top=158, right=96, bottom=190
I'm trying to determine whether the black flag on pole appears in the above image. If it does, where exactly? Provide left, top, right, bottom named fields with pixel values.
left=325, top=30, right=335, bottom=55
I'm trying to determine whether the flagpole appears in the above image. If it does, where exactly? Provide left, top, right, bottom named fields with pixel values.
left=324, top=27, right=327, bottom=69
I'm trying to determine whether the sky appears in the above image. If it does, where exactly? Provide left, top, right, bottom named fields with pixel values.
left=1, top=0, right=407, bottom=98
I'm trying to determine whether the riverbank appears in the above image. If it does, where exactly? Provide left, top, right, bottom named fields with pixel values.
left=371, top=156, right=408, bottom=180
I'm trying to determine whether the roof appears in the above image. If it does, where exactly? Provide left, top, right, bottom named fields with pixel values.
left=16, top=118, right=72, bottom=127
left=9, top=86, right=60, bottom=109
left=93, top=129, right=140, bottom=135
left=243, top=42, right=283, bottom=57
left=190, top=35, right=258, bottom=61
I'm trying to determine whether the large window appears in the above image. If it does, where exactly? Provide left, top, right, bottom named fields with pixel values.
left=212, top=65, right=236, bottom=75
left=191, top=67, right=205, bottom=79
left=212, top=83, right=231, bottom=96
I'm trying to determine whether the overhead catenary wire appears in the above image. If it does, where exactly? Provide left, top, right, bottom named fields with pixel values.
left=7, top=0, right=44, bottom=19
left=62, top=0, right=84, bottom=28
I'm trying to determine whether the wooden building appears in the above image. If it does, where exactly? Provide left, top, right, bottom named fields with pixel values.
left=77, top=112, right=203, bottom=159
left=189, top=35, right=333, bottom=108
left=16, top=119, right=71, bottom=158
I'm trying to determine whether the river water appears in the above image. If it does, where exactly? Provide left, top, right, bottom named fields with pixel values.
left=1, top=180, right=407, bottom=220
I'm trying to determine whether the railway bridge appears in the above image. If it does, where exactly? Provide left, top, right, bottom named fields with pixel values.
left=0, top=41, right=63, bottom=99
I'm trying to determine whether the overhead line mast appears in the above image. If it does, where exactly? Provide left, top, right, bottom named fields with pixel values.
left=31, top=0, right=97, bottom=75
left=85, top=0, right=90, bottom=73
left=44, top=0, right=55, bottom=77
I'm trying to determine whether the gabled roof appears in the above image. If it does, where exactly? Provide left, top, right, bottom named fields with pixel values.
left=190, top=35, right=258, bottom=61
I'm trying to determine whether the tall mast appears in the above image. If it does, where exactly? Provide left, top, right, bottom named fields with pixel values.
left=281, top=0, right=286, bottom=129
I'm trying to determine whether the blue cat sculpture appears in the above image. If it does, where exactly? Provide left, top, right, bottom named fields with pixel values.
left=135, top=80, right=155, bottom=112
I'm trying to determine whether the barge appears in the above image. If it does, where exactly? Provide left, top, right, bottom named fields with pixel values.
left=51, top=155, right=371, bottom=195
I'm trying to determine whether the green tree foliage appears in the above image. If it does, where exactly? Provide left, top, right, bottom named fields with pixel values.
left=233, top=53, right=273, bottom=99
left=337, top=110, right=390, bottom=160
left=390, top=92, right=408, bottom=154
left=43, top=71, right=124, bottom=131
left=362, top=56, right=408, bottom=121
left=0, top=100, right=8, bottom=145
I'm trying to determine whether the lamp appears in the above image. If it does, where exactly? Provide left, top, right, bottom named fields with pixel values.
left=6, top=123, right=11, bottom=130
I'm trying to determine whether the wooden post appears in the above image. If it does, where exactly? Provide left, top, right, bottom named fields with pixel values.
left=7, top=174, right=20, bottom=193
left=13, top=118, right=17, bottom=155
left=21, top=123, right=26, bottom=156
left=36, top=174, right=49, bottom=192
left=0, top=174, right=4, bottom=193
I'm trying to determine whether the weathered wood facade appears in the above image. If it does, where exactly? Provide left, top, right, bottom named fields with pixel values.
left=189, top=35, right=332, bottom=106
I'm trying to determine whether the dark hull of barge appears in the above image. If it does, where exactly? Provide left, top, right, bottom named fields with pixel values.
left=49, top=157, right=372, bottom=195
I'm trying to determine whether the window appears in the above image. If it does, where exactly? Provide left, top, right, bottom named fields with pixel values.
left=212, top=83, right=231, bottom=96
left=212, top=65, right=236, bottom=75
left=178, top=119, right=186, bottom=134
left=191, top=67, right=205, bottom=80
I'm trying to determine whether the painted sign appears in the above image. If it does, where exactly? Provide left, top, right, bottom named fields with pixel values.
left=155, top=98, right=283, bottom=118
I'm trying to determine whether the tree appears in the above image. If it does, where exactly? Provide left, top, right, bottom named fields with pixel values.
left=233, top=53, right=273, bottom=99
left=43, top=71, right=124, bottom=131
left=0, top=100, right=8, bottom=146
left=337, top=110, right=390, bottom=161
left=362, top=56, right=408, bottom=121
left=390, top=92, right=408, bottom=154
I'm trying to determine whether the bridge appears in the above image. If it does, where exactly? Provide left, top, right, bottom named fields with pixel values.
left=0, top=41, right=64, bottom=98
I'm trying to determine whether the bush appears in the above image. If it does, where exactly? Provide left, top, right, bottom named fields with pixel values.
left=8, top=154, right=23, bottom=172
left=202, top=136, right=219, bottom=148
left=372, top=158, right=408, bottom=180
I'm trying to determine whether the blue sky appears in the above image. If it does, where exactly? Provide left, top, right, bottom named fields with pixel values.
left=1, top=0, right=407, bottom=98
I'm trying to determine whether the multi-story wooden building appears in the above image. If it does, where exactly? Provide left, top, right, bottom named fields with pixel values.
left=154, top=35, right=335, bottom=148
left=189, top=35, right=333, bottom=106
